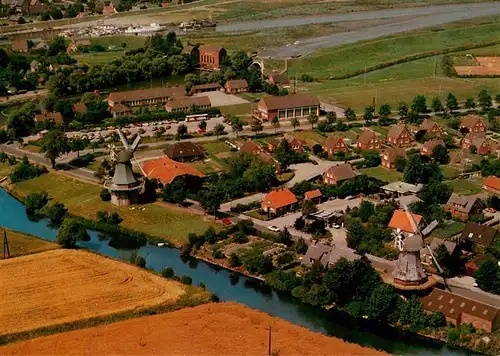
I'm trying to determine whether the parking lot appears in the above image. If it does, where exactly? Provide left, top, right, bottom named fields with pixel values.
left=194, top=91, right=249, bottom=106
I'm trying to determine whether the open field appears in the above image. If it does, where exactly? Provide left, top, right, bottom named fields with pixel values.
left=359, top=166, right=403, bottom=183
left=0, top=229, right=59, bottom=259
left=445, top=177, right=484, bottom=195
left=0, top=302, right=386, bottom=355
left=289, top=130, right=326, bottom=145
left=12, top=173, right=217, bottom=244
left=73, top=51, right=126, bottom=66
left=0, top=249, right=185, bottom=336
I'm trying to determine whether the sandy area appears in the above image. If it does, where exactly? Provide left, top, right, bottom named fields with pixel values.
left=0, top=249, right=185, bottom=335
left=0, top=302, right=386, bottom=355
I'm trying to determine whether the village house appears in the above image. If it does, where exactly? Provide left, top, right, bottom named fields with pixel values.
left=164, top=96, right=211, bottom=113
left=102, top=4, right=117, bottom=14
left=253, top=94, right=320, bottom=122
left=108, top=86, right=185, bottom=108
left=8, top=15, right=25, bottom=25
left=445, top=194, right=483, bottom=221
left=265, top=138, right=281, bottom=152
left=323, top=163, right=357, bottom=185
left=164, top=141, right=204, bottom=162
left=461, top=132, right=493, bottom=155
left=73, top=102, right=87, bottom=114
left=261, top=188, right=297, bottom=216
left=304, top=189, right=322, bottom=204
left=420, top=289, right=499, bottom=332
left=239, top=140, right=262, bottom=154
left=420, top=139, right=445, bottom=156
left=225, top=79, right=248, bottom=94
left=460, top=115, right=486, bottom=134
left=267, top=73, right=291, bottom=88
left=190, top=83, right=221, bottom=94
left=324, top=135, right=347, bottom=156
left=465, top=254, right=497, bottom=276
left=421, top=238, right=459, bottom=267
left=239, top=140, right=280, bottom=172
left=110, top=103, right=131, bottom=118
left=198, top=45, right=226, bottom=70
left=66, top=38, right=91, bottom=53
left=418, top=119, right=444, bottom=138
left=381, top=181, right=422, bottom=198
left=460, top=222, right=498, bottom=254
left=381, top=147, right=407, bottom=170
left=388, top=209, right=423, bottom=236
left=483, top=175, right=500, bottom=195
left=142, top=157, right=204, bottom=185
left=387, top=124, right=413, bottom=147
left=302, top=242, right=362, bottom=268
left=34, top=112, right=64, bottom=125
left=11, top=39, right=28, bottom=53
left=357, top=129, right=382, bottom=151
left=284, top=134, right=304, bottom=153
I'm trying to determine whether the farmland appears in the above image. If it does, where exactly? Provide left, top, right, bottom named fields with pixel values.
left=0, top=302, right=386, bottom=355
left=0, top=229, right=59, bottom=259
left=0, top=249, right=185, bottom=336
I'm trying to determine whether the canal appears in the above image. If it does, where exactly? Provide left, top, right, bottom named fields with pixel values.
left=0, top=188, right=468, bottom=355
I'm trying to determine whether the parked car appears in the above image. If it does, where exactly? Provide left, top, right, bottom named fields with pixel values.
left=332, top=224, right=341, bottom=229
left=267, top=225, right=280, bottom=232
left=344, top=195, right=354, bottom=200
left=485, top=208, right=496, bottom=213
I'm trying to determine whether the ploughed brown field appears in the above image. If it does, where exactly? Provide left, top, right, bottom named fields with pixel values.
left=0, top=302, right=386, bottom=355
left=0, top=249, right=185, bottom=335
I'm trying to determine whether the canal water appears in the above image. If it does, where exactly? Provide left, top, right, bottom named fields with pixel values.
left=0, top=188, right=468, bottom=355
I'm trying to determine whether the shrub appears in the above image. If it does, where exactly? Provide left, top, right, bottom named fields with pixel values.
left=276, top=251, right=296, bottom=267
left=39, top=202, right=67, bottom=223
left=199, top=282, right=207, bottom=289
left=134, top=255, right=146, bottom=268
left=265, top=270, right=301, bottom=292
left=228, top=252, right=241, bottom=267
left=212, top=249, right=224, bottom=259
left=161, top=266, right=175, bottom=278
left=24, top=192, right=49, bottom=213
left=100, top=189, right=111, bottom=201
left=293, top=237, right=308, bottom=254
left=10, top=156, right=47, bottom=182
left=181, top=275, right=193, bottom=285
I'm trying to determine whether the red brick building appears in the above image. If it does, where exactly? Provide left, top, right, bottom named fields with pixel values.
left=225, top=79, right=248, bottom=94
left=267, top=73, right=291, bottom=88
left=357, top=129, right=382, bottom=151
left=445, top=193, right=483, bottom=221
left=418, top=119, right=444, bottom=138
left=460, top=115, right=486, bottom=134
left=324, top=135, right=347, bottom=156
left=198, top=45, right=227, bottom=70
left=165, top=96, right=211, bottom=113
left=191, top=83, right=221, bottom=94
left=381, top=147, right=407, bottom=170
left=284, top=134, right=304, bottom=153
left=323, top=164, right=357, bottom=185
left=253, top=94, right=320, bottom=122
left=461, top=132, right=493, bottom=155
left=387, top=124, right=413, bottom=147
left=110, top=104, right=131, bottom=118
left=304, top=189, right=322, bottom=203
left=261, top=188, right=297, bottom=216
left=11, top=39, right=28, bottom=53
left=420, top=139, right=445, bottom=156
left=34, top=112, right=64, bottom=125
left=108, top=87, right=185, bottom=108
left=483, top=175, right=500, bottom=195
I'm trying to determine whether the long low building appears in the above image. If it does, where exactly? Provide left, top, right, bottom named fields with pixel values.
left=253, top=94, right=320, bottom=122
left=108, top=86, right=185, bottom=107
left=165, top=96, right=211, bottom=113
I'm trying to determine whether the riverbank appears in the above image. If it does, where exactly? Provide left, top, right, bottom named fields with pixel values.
left=0, top=228, right=59, bottom=259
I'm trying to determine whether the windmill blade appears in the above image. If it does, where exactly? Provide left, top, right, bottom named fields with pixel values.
left=402, top=204, right=420, bottom=234
left=130, top=135, right=141, bottom=152
left=117, top=129, right=130, bottom=149
left=426, top=244, right=444, bottom=274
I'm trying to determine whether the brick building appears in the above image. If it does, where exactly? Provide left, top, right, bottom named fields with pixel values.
left=267, top=73, right=291, bottom=88
left=141, top=157, right=204, bottom=185
left=460, top=222, right=498, bottom=254
left=387, top=124, right=413, bottom=147
left=460, top=115, right=486, bottom=134
left=165, top=96, right=211, bottom=113
left=66, top=38, right=91, bottom=53
left=261, top=188, right=297, bottom=216
left=445, top=194, right=483, bottom=221
left=483, top=175, right=500, bottom=195
left=304, top=189, right=322, bottom=203
left=420, top=139, right=445, bottom=156
left=461, top=132, right=493, bottom=155
left=11, top=39, right=28, bottom=53
left=418, top=119, right=444, bottom=138
left=253, top=94, right=320, bottom=122
left=34, top=112, right=63, bottom=125
left=110, top=104, right=131, bottom=118
left=421, top=289, right=499, bottom=332
left=284, top=134, right=304, bottom=153
left=198, top=45, right=227, bottom=70
left=324, top=135, right=347, bottom=156
left=225, top=79, right=248, bottom=94
left=323, top=164, right=357, bottom=185
left=108, top=87, right=185, bottom=108
left=356, top=129, right=382, bottom=151
left=164, top=141, right=204, bottom=162
left=190, top=83, right=220, bottom=94
left=381, top=147, right=407, bottom=170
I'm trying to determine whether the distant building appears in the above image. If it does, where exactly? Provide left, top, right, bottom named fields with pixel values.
left=141, top=157, right=204, bottom=185
left=164, top=96, right=211, bottom=113
left=102, top=4, right=117, bottom=14
left=164, top=141, right=204, bottom=162
left=34, top=112, right=64, bottom=125
left=267, top=73, right=291, bottom=88
left=225, top=79, right=248, bottom=94
left=73, top=102, right=87, bottom=114
left=302, top=242, right=362, bottom=268
left=11, top=39, right=28, bottom=53
left=483, top=176, right=500, bottom=195
left=284, top=134, right=304, bottom=153
left=108, top=87, right=185, bottom=108
left=304, top=189, right=322, bottom=204
left=381, top=147, right=407, bottom=170
left=253, top=94, right=320, bottom=122
left=420, top=139, right=445, bottom=156
left=110, top=103, right=131, bottom=118
left=357, top=129, right=382, bottom=151
left=465, top=254, right=497, bottom=276
left=460, top=115, right=486, bottom=134
left=387, top=124, right=413, bottom=147
left=324, top=135, right=347, bottom=156
left=418, top=119, right=444, bottom=138
left=198, top=45, right=226, bottom=70
left=239, top=140, right=262, bottom=154
left=381, top=181, right=422, bottom=198
left=261, top=188, right=297, bottom=216
left=461, top=132, right=493, bottom=155
left=66, top=38, right=91, bottom=53
left=8, top=14, right=25, bottom=25
left=445, top=194, right=483, bottom=221
left=190, top=83, right=220, bottom=94
left=460, top=222, right=498, bottom=254
left=420, top=289, right=499, bottom=332
left=323, top=164, right=357, bottom=185
left=388, top=209, right=423, bottom=235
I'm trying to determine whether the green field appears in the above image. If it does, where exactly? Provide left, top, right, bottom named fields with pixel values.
left=359, top=166, right=403, bottom=183
left=0, top=229, right=59, bottom=259
left=445, top=177, right=484, bottom=195
left=201, top=140, right=232, bottom=155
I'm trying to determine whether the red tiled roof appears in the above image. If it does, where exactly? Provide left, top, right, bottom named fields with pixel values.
left=460, top=115, right=485, bottom=129
left=110, top=103, right=131, bottom=113
left=34, top=112, right=63, bottom=125
left=388, top=210, right=422, bottom=233
left=239, top=140, right=261, bottom=154
left=305, top=189, right=322, bottom=200
left=73, top=102, right=87, bottom=114
left=324, top=163, right=357, bottom=182
left=198, top=45, right=224, bottom=54
left=11, top=39, right=28, bottom=52
left=419, top=119, right=441, bottom=132
left=108, top=87, right=185, bottom=104
left=422, top=139, right=445, bottom=152
left=357, top=129, right=378, bottom=146
left=387, top=124, right=410, bottom=140
left=383, top=147, right=407, bottom=163
left=324, top=135, right=345, bottom=151
left=262, top=188, right=297, bottom=210
left=141, top=157, right=204, bottom=184
left=225, top=79, right=248, bottom=89
left=165, top=96, right=211, bottom=110
left=484, top=175, right=500, bottom=191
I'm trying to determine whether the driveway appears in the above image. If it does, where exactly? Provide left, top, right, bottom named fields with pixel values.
left=220, top=193, right=266, bottom=212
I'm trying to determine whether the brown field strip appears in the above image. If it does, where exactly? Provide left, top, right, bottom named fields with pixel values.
left=0, top=302, right=386, bottom=355
left=0, top=249, right=185, bottom=335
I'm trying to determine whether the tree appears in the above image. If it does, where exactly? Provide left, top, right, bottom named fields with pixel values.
left=294, top=216, right=305, bottom=230
left=411, top=95, right=427, bottom=113
left=56, top=218, right=90, bottom=248
left=418, top=180, right=451, bottom=205
left=398, top=102, right=409, bottom=118
left=70, top=137, right=86, bottom=157
left=213, top=123, right=225, bottom=138
left=378, top=103, right=391, bottom=117
left=176, top=123, right=188, bottom=140
left=162, top=267, right=175, bottom=278
left=464, top=97, right=476, bottom=110
left=162, top=176, right=188, bottom=204
left=307, top=112, right=318, bottom=129
left=198, top=120, right=207, bottom=131
left=293, top=237, right=308, bottom=254
left=478, top=89, right=492, bottom=110
left=431, top=97, right=443, bottom=113
left=199, top=189, right=223, bottom=216
left=344, top=107, right=356, bottom=121
left=326, top=111, right=337, bottom=123
left=446, top=93, right=459, bottom=112
left=231, top=51, right=252, bottom=72
left=242, top=252, right=273, bottom=274
left=135, top=255, right=146, bottom=268
left=24, top=192, right=49, bottom=213
left=431, top=144, right=449, bottom=164
left=364, top=284, right=399, bottom=323
left=46, top=36, right=66, bottom=57
left=40, top=129, right=69, bottom=168
left=228, top=252, right=242, bottom=267
left=291, top=117, right=300, bottom=130
left=395, top=156, right=407, bottom=172
left=441, top=55, right=455, bottom=76
left=230, top=117, right=243, bottom=137
left=363, top=105, right=375, bottom=122
left=474, top=260, right=500, bottom=294
left=358, top=200, right=375, bottom=222
left=271, top=116, right=280, bottom=133
left=250, top=119, right=263, bottom=135
left=302, top=199, right=317, bottom=216
left=277, top=227, right=292, bottom=245
left=40, top=202, right=67, bottom=223
left=403, top=155, right=425, bottom=184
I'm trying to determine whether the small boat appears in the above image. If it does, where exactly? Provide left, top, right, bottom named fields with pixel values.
left=157, top=242, right=165, bottom=247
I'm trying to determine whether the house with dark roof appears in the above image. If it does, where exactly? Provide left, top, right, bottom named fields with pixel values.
left=164, top=96, right=211, bottom=113
left=421, top=238, right=459, bottom=266
left=461, top=132, right=493, bottom=155
left=460, top=115, right=486, bottom=134
left=420, top=289, right=499, bottom=332
left=301, top=242, right=362, bottom=268
left=387, top=124, right=413, bottom=147
left=323, top=164, right=357, bottom=185
left=108, top=86, right=185, bottom=108
left=445, top=194, right=483, bottom=221
left=304, top=189, right=322, bottom=204
left=418, top=119, right=444, bottom=138
left=11, top=39, right=28, bottom=53
left=483, top=176, right=500, bottom=195
left=198, top=45, right=226, bottom=70
left=253, top=94, right=320, bottom=122
left=34, top=112, right=64, bottom=125
left=381, top=147, right=407, bottom=170
left=420, top=139, right=445, bottom=156
left=141, top=157, right=204, bottom=185
left=164, top=141, right=204, bottom=162
left=267, top=73, right=291, bottom=88
left=460, top=222, right=498, bottom=254
left=357, top=129, right=381, bottom=151
left=225, top=79, right=248, bottom=94
left=190, top=83, right=221, bottom=94
left=324, top=135, right=347, bottom=156
left=110, top=103, right=131, bottom=118
left=261, top=188, right=297, bottom=216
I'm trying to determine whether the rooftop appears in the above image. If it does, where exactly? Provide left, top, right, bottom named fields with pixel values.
left=387, top=124, right=409, bottom=139
left=381, top=181, right=423, bottom=195
left=239, top=140, right=261, bottom=154
left=460, top=222, right=498, bottom=248
left=446, top=193, right=480, bottom=214
left=262, top=188, right=297, bottom=210
left=164, top=141, right=204, bottom=160
left=305, top=189, right=322, bottom=200
left=324, top=163, right=357, bottom=182
left=141, top=157, right=204, bottom=184
left=225, top=79, right=248, bottom=89
left=324, top=135, right=345, bottom=150
left=165, top=96, right=211, bottom=109
left=484, top=175, right=500, bottom=191
left=460, top=115, right=484, bottom=129
left=11, top=39, right=28, bottom=52
left=419, top=118, right=441, bottom=132
left=388, top=210, right=423, bottom=233
left=421, top=139, right=445, bottom=153
left=191, top=83, right=221, bottom=91
left=108, top=86, right=184, bottom=104
left=357, top=129, right=379, bottom=146
left=73, top=102, right=87, bottom=114
left=259, top=94, right=319, bottom=111
left=383, top=147, right=407, bottom=162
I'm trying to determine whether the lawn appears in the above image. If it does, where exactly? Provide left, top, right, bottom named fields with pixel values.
left=73, top=51, right=126, bottom=66
left=445, top=177, right=484, bottom=195
left=431, top=221, right=465, bottom=239
left=13, top=173, right=217, bottom=245
left=0, top=229, right=59, bottom=259
left=289, top=130, right=327, bottom=145
left=201, top=140, right=233, bottom=155
left=359, top=166, right=403, bottom=183
left=219, top=103, right=252, bottom=117
left=441, top=165, right=461, bottom=180
left=186, top=159, right=222, bottom=174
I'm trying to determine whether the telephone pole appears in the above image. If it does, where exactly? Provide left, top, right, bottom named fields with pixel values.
left=3, top=230, right=10, bottom=259
left=268, top=326, right=272, bottom=355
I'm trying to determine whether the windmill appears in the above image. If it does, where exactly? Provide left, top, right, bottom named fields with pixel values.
left=103, top=129, right=144, bottom=206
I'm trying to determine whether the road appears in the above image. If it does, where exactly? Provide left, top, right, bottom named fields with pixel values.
left=213, top=2, right=500, bottom=59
